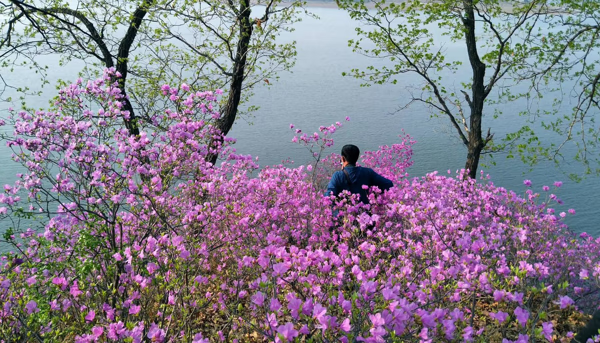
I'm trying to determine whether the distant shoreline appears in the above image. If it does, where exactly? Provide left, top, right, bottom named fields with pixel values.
left=301, top=1, right=341, bottom=9
left=292, top=1, right=567, bottom=13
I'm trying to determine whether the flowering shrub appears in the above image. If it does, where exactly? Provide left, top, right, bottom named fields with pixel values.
left=291, top=120, right=414, bottom=190
left=0, top=71, right=599, bottom=342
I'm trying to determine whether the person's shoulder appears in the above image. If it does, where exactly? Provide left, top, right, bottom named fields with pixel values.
left=331, top=170, right=344, bottom=178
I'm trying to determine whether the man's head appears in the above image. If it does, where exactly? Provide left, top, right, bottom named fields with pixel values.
left=341, top=144, right=360, bottom=165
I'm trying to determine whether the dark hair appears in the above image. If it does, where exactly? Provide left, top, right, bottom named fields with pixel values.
left=341, top=144, right=360, bottom=165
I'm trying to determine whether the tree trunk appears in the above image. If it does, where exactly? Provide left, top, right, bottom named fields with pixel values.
left=462, top=0, right=486, bottom=179
left=208, top=0, right=253, bottom=164
left=18, top=1, right=146, bottom=137
left=114, top=1, right=151, bottom=137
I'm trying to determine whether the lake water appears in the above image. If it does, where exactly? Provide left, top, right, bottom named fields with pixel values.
left=0, top=5, right=598, bottom=238
left=229, top=6, right=599, bottom=236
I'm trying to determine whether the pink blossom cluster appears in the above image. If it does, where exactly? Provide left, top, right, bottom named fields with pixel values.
left=0, top=71, right=599, bottom=342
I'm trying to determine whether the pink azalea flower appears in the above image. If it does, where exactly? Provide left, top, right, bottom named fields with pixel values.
left=192, top=333, right=210, bottom=343
left=85, top=310, right=95, bottom=322
left=419, top=312, right=436, bottom=328
left=313, top=303, right=327, bottom=321
left=266, top=313, right=278, bottom=329
left=146, top=262, right=159, bottom=274
left=270, top=298, right=282, bottom=312
left=302, top=299, right=313, bottom=316
left=129, top=304, right=141, bottom=315
left=463, top=326, right=474, bottom=342
left=342, top=300, right=352, bottom=312
left=251, top=292, right=265, bottom=306
left=107, top=322, right=126, bottom=340
left=49, top=300, right=60, bottom=311
left=52, top=276, right=67, bottom=289
left=299, top=325, right=310, bottom=335
left=272, top=262, right=290, bottom=276
left=25, top=300, right=39, bottom=315
left=277, top=323, right=298, bottom=341
left=287, top=296, right=302, bottom=319
left=70, top=283, right=83, bottom=297
left=557, top=295, right=574, bottom=309
left=516, top=334, right=529, bottom=343
left=147, top=323, right=165, bottom=342
left=442, top=319, right=455, bottom=339
left=514, top=307, right=529, bottom=327
left=340, top=318, right=352, bottom=333
left=26, top=276, right=37, bottom=286
left=490, top=311, right=509, bottom=323
left=91, top=326, right=104, bottom=338
left=542, top=321, right=553, bottom=341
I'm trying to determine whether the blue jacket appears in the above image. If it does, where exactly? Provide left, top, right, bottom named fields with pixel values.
left=325, top=165, right=393, bottom=204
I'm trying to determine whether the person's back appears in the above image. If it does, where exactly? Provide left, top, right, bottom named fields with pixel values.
left=325, top=144, right=393, bottom=204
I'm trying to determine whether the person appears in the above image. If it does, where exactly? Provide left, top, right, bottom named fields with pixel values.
left=572, top=310, right=600, bottom=343
left=325, top=144, right=393, bottom=204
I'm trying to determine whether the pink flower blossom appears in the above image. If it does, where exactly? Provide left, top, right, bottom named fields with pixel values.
left=192, top=333, right=210, bottom=343
left=70, top=283, right=82, bottom=297
left=272, top=262, right=290, bottom=276
left=146, top=262, right=159, bottom=274
left=147, top=323, right=165, bottom=342
left=287, top=296, right=302, bottom=319
left=541, top=321, right=553, bottom=341
left=129, top=305, right=141, bottom=315
left=463, top=326, right=474, bottom=342
left=91, top=326, right=103, bottom=338
left=270, top=298, right=282, bottom=312
left=107, top=322, right=126, bottom=340
left=277, top=323, right=298, bottom=341
left=514, top=307, right=529, bottom=327
left=313, top=303, right=327, bottom=322
left=489, top=311, right=508, bottom=323
left=3, top=76, right=600, bottom=343
left=442, top=319, right=455, bottom=339
left=340, top=318, right=352, bottom=333
left=84, top=310, right=95, bottom=322
left=52, top=277, right=67, bottom=289
left=557, top=295, right=574, bottom=309
left=26, top=300, right=39, bottom=315
left=251, top=292, right=265, bottom=306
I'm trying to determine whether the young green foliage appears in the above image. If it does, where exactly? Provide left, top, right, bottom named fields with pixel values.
left=0, top=0, right=304, bottom=143
left=338, top=0, right=599, bottom=179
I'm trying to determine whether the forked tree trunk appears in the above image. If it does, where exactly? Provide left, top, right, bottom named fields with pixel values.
left=9, top=0, right=147, bottom=136
left=208, top=0, right=253, bottom=164
left=462, top=0, right=486, bottom=179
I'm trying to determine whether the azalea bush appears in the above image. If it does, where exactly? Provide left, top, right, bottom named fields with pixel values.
left=0, top=71, right=599, bottom=342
